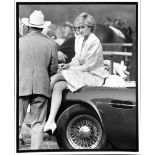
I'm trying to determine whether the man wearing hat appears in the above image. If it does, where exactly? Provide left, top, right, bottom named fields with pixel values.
left=19, top=10, right=58, bottom=149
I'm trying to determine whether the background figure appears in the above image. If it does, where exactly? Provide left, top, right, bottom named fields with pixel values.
left=42, top=26, right=56, bottom=39
left=19, top=17, right=29, bottom=37
left=19, top=17, right=22, bottom=37
left=57, top=21, right=80, bottom=63
left=128, top=28, right=137, bottom=81
left=44, top=12, right=109, bottom=134
left=19, top=10, right=58, bottom=150
left=62, top=21, right=74, bottom=39
left=54, top=25, right=65, bottom=46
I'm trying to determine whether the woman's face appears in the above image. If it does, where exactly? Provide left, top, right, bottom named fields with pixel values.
left=76, top=24, right=91, bottom=37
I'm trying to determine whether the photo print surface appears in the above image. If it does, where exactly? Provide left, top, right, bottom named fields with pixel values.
left=16, top=1, right=139, bottom=153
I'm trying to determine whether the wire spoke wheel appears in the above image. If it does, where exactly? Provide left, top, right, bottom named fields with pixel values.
left=56, top=104, right=106, bottom=150
left=67, top=114, right=102, bottom=149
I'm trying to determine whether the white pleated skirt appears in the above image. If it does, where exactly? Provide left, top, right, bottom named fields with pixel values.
left=61, top=70, right=105, bottom=92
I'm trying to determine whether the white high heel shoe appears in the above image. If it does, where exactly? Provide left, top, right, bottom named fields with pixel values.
left=44, top=122, right=57, bottom=134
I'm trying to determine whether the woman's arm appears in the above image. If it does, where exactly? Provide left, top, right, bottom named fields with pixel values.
left=69, top=41, right=102, bottom=72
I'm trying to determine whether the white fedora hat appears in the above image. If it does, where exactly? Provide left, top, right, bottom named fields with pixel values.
left=22, top=10, right=51, bottom=28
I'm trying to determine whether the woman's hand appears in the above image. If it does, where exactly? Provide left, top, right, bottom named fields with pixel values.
left=57, top=63, right=70, bottom=72
left=61, top=63, right=70, bottom=69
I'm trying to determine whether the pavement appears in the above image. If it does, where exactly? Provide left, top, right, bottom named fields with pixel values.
left=19, top=124, right=60, bottom=150
left=19, top=112, right=60, bottom=150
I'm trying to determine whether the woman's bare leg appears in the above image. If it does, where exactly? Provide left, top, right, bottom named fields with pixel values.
left=50, top=72, right=65, bottom=89
left=44, top=81, right=67, bottom=133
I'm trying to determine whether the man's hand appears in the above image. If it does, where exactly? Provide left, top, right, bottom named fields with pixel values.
left=58, top=51, right=68, bottom=63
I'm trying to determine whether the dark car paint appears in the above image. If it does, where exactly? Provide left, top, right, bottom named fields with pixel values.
left=56, top=86, right=138, bottom=150
left=94, top=98, right=137, bottom=150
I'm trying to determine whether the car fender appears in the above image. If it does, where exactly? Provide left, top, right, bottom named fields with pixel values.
left=59, top=97, right=104, bottom=126
left=80, top=98, right=103, bottom=122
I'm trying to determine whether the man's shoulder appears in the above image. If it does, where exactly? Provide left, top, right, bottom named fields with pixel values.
left=19, top=35, right=29, bottom=44
left=39, top=34, right=58, bottom=48
left=47, top=38, right=57, bottom=47
left=19, top=33, right=57, bottom=47
left=19, top=34, right=27, bottom=40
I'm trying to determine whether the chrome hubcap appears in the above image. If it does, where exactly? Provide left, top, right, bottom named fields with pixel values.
left=79, top=126, right=91, bottom=138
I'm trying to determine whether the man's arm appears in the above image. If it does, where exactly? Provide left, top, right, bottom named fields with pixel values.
left=58, top=37, right=75, bottom=63
left=48, top=41, right=58, bottom=77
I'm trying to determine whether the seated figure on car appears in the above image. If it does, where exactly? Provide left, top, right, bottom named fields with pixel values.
left=43, top=12, right=109, bottom=134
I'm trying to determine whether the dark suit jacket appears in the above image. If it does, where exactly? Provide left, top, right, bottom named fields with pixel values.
left=19, top=31, right=58, bottom=97
left=58, top=36, right=75, bottom=63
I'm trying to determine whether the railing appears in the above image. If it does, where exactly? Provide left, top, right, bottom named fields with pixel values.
left=102, top=43, right=133, bottom=47
left=102, top=43, right=133, bottom=77
left=102, top=43, right=133, bottom=53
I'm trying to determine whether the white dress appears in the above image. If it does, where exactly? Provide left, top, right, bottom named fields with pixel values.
left=61, top=33, right=109, bottom=92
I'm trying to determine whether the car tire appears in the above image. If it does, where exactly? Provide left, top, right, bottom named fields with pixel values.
left=56, top=104, right=106, bottom=150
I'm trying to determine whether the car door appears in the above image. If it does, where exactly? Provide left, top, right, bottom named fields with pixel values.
left=92, top=87, right=137, bottom=150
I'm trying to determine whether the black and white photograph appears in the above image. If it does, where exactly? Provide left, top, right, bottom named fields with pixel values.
left=16, top=1, right=139, bottom=153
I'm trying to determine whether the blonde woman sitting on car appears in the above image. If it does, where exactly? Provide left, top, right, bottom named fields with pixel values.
left=44, top=12, right=109, bottom=134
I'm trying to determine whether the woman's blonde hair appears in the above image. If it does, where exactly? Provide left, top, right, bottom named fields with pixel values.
left=74, top=12, right=96, bottom=32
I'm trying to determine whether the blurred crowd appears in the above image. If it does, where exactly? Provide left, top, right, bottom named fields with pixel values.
left=19, top=15, right=136, bottom=80
left=19, top=15, right=135, bottom=45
